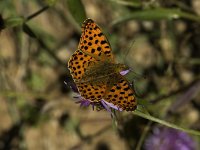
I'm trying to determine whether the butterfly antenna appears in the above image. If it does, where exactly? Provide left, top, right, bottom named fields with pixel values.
left=122, top=39, right=135, bottom=65
left=128, top=68, right=146, bottom=80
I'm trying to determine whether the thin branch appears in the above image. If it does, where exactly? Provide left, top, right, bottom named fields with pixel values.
left=26, top=6, right=49, bottom=21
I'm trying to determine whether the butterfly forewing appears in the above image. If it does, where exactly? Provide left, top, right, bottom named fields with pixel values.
left=79, top=19, right=113, bottom=60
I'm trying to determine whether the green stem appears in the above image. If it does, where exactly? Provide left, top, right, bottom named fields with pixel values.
left=133, top=110, right=200, bottom=136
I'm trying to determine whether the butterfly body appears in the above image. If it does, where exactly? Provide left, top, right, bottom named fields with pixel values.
left=68, top=19, right=137, bottom=111
left=81, top=61, right=129, bottom=83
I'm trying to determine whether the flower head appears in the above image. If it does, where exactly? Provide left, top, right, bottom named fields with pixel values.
left=144, top=126, right=197, bottom=150
left=66, top=77, right=123, bottom=112
left=74, top=94, right=122, bottom=113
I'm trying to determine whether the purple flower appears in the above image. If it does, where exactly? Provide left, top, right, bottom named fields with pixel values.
left=101, top=100, right=122, bottom=111
left=74, top=94, right=122, bottom=113
left=144, top=127, right=197, bottom=150
left=66, top=75, right=124, bottom=113
left=75, top=96, right=91, bottom=107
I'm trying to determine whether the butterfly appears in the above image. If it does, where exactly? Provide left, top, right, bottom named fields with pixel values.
left=68, top=18, right=137, bottom=111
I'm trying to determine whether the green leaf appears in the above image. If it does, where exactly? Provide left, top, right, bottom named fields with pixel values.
left=44, top=0, right=57, bottom=6
left=112, top=8, right=200, bottom=25
left=4, top=16, right=24, bottom=28
left=67, top=0, right=87, bottom=26
left=133, top=109, right=200, bottom=136
left=27, top=73, right=45, bottom=92
left=110, top=0, right=142, bottom=7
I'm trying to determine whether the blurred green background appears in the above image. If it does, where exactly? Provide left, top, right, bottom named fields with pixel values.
left=0, top=0, right=200, bottom=150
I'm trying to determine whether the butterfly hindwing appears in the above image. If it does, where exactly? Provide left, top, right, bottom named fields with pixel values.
left=76, top=82, right=106, bottom=102
left=104, top=74, right=137, bottom=111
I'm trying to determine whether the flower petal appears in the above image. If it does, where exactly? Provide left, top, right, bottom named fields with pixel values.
left=145, top=127, right=197, bottom=150
left=101, top=99, right=123, bottom=111
left=120, top=69, right=130, bottom=76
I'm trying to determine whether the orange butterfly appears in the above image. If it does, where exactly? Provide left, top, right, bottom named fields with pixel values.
left=68, top=19, right=137, bottom=111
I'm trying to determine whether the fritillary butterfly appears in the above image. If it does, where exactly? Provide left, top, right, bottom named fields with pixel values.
left=68, top=18, right=137, bottom=111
